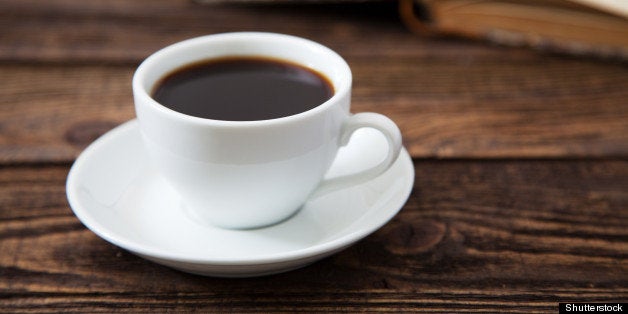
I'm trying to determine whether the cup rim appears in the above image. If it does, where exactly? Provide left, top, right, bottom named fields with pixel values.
left=133, top=32, right=352, bottom=127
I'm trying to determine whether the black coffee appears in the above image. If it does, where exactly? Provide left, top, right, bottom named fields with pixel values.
left=152, top=56, right=334, bottom=121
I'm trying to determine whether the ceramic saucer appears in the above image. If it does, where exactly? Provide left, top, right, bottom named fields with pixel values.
left=66, top=119, right=414, bottom=277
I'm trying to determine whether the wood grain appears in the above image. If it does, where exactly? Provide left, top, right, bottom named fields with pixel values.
left=0, top=65, right=134, bottom=163
left=1, top=59, right=627, bottom=163
left=1, top=161, right=626, bottom=312
left=2, top=0, right=625, bottom=64
left=0, top=0, right=409, bottom=63
left=1, top=0, right=627, bottom=161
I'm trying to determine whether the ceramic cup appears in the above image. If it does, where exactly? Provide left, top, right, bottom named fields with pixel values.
left=133, top=32, right=402, bottom=229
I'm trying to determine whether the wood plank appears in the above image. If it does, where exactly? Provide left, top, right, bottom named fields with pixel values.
left=1, top=61, right=627, bottom=163
left=0, top=0, right=414, bottom=63
left=0, top=65, right=135, bottom=163
left=0, top=161, right=626, bottom=312
left=0, top=0, right=610, bottom=64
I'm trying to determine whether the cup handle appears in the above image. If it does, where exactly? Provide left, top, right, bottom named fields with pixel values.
left=310, top=112, right=403, bottom=198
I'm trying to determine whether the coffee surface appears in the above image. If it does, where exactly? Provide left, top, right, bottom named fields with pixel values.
left=152, top=56, right=334, bottom=121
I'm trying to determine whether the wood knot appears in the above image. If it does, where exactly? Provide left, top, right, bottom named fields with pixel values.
left=64, top=120, right=119, bottom=146
left=381, top=219, right=446, bottom=255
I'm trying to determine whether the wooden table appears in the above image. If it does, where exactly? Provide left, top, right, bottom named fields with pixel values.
left=1, top=1, right=627, bottom=312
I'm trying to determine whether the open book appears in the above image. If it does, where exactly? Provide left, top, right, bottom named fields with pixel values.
left=400, top=0, right=628, bottom=59
left=196, top=0, right=628, bottom=59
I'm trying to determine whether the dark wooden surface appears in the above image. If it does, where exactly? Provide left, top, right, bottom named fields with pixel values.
left=0, top=0, right=626, bottom=312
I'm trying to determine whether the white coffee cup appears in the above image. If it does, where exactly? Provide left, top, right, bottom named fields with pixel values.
left=133, top=32, right=402, bottom=229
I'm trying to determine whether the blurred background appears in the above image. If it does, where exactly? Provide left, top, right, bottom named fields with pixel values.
left=1, top=0, right=627, bottom=162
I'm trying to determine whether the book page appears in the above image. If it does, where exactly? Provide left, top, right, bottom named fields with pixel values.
left=569, top=0, right=628, bottom=18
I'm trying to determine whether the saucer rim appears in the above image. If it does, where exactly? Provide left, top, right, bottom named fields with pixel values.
left=66, top=119, right=414, bottom=266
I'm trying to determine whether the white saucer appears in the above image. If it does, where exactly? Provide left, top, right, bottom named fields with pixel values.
left=66, top=119, right=414, bottom=277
